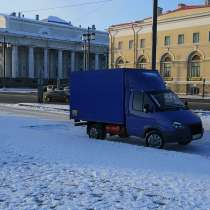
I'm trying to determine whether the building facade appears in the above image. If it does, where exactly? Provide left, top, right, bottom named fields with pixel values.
left=0, top=14, right=108, bottom=87
left=108, top=1, right=210, bottom=96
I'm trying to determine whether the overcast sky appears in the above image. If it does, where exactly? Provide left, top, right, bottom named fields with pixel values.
left=0, top=0, right=205, bottom=31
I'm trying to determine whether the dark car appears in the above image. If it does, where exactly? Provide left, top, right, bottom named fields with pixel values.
left=44, top=89, right=69, bottom=103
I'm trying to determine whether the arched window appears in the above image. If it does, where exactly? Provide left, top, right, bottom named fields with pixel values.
left=160, top=54, right=172, bottom=78
left=137, top=56, right=147, bottom=69
left=115, top=57, right=124, bottom=68
left=189, top=53, right=201, bottom=78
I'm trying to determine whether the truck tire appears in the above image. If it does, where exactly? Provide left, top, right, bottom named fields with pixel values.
left=145, top=131, right=164, bottom=149
left=88, top=124, right=106, bottom=140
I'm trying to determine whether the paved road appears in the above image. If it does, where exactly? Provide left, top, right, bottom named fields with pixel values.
left=0, top=92, right=67, bottom=105
left=0, top=92, right=209, bottom=110
left=0, top=92, right=37, bottom=104
left=182, top=98, right=210, bottom=111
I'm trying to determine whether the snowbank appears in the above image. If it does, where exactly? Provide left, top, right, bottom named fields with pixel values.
left=0, top=88, right=37, bottom=93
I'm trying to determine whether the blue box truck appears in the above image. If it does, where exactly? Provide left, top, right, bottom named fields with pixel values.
left=70, top=69, right=204, bottom=148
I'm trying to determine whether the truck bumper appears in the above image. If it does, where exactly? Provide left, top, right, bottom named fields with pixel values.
left=162, top=126, right=203, bottom=144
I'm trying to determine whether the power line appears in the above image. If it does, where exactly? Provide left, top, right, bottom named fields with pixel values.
left=21, top=0, right=113, bottom=13
left=73, top=1, right=109, bottom=22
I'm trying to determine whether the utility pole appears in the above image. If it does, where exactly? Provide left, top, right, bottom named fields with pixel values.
left=152, top=0, right=158, bottom=70
left=82, top=26, right=95, bottom=71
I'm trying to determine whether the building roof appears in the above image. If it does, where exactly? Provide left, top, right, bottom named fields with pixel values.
left=109, top=3, right=210, bottom=29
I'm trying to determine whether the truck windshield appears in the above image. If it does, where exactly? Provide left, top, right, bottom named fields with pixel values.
left=150, top=90, right=186, bottom=111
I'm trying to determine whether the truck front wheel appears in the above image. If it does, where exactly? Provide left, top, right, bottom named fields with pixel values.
left=88, top=124, right=106, bottom=140
left=145, top=131, right=164, bottom=149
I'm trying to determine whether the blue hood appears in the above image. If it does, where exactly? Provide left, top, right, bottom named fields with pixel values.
left=155, top=109, right=201, bottom=125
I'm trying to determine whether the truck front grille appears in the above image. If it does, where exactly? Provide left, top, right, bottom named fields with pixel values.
left=190, top=123, right=203, bottom=135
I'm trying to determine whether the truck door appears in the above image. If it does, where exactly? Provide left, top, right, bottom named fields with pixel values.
left=126, top=91, right=156, bottom=138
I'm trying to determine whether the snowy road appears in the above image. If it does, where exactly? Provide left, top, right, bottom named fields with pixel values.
left=0, top=109, right=210, bottom=209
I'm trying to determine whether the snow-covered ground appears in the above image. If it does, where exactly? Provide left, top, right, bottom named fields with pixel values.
left=0, top=110, right=210, bottom=209
left=0, top=88, right=37, bottom=94
left=0, top=103, right=69, bottom=115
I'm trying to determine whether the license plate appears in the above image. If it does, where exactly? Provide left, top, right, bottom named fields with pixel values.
left=193, top=134, right=202, bottom=140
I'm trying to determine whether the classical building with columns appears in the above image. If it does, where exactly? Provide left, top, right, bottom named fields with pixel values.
left=0, top=14, right=108, bottom=87
left=108, top=1, right=210, bottom=97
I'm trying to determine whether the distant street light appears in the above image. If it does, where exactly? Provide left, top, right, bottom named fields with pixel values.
left=202, top=78, right=206, bottom=98
left=152, top=0, right=158, bottom=70
left=0, top=35, right=12, bottom=89
left=82, top=26, right=96, bottom=71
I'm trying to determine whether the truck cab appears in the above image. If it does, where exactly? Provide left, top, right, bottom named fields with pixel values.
left=126, top=89, right=203, bottom=148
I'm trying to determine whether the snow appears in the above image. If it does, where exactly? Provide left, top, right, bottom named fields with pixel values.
left=0, top=110, right=210, bottom=209
left=0, top=103, right=69, bottom=115
left=44, top=16, right=70, bottom=25
left=0, top=88, right=37, bottom=93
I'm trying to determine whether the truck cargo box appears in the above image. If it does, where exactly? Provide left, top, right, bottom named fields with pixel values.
left=70, top=69, right=165, bottom=124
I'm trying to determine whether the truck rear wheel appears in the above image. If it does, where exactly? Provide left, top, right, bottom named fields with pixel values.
left=88, top=124, right=106, bottom=140
left=145, top=131, right=164, bottom=149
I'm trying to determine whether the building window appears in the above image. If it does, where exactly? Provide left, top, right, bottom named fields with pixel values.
left=178, top=34, right=184, bottom=45
left=160, top=54, right=172, bottom=78
left=133, top=92, right=143, bottom=111
left=164, top=36, right=171, bottom=46
left=129, top=40, right=134, bottom=49
left=115, top=57, right=124, bottom=68
left=118, top=41, right=123, bottom=50
left=189, top=86, right=200, bottom=95
left=137, top=56, right=147, bottom=69
left=188, top=53, right=201, bottom=79
left=193, top=32, right=200, bottom=44
left=140, top=39, right=145, bottom=48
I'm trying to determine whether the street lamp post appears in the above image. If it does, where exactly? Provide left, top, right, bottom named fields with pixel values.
left=152, top=0, right=158, bottom=70
left=82, top=27, right=95, bottom=71
left=37, top=66, right=44, bottom=103
left=202, top=78, right=206, bottom=98
left=1, top=35, right=11, bottom=89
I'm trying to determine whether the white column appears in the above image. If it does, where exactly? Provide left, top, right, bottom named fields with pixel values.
left=95, top=54, right=100, bottom=70
left=44, top=48, right=48, bottom=79
left=58, top=50, right=63, bottom=79
left=71, top=51, right=75, bottom=72
left=12, top=45, right=18, bottom=78
left=28, top=47, right=34, bottom=78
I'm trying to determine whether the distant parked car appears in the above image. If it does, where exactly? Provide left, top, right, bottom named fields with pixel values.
left=44, top=89, right=69, bottom=103
left=47, top=85, right=56, bottom=92
left=64, top=86, right=70, bottom=94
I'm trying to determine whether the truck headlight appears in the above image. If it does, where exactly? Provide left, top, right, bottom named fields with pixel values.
left=172, top=122, right=183, bottom=129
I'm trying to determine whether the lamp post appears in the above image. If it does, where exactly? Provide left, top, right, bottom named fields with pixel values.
left=1, top=35, right=11, bottom=89
left=37, top=65, right=44, bottom=103
left=82, top=27, right=95, bottom=71
left=202, top=78, right=206, bottom=99
left=152, top=0, right=158, bottom=70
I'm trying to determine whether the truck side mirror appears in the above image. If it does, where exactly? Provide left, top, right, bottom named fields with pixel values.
left=185, top=101, right=189, bottom=109
left=143, top=104, right=150, bottom=113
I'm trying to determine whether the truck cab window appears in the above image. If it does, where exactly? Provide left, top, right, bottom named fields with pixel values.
left=133, top=92, right=143, bottom=111
left=143, top=94, right=155, bottom=112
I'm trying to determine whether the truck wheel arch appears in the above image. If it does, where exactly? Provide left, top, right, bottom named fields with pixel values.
left=144, top=127, right=161, bottom=138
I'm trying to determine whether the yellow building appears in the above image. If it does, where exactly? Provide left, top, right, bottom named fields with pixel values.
left=108, top=1, right=210, bottom=96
